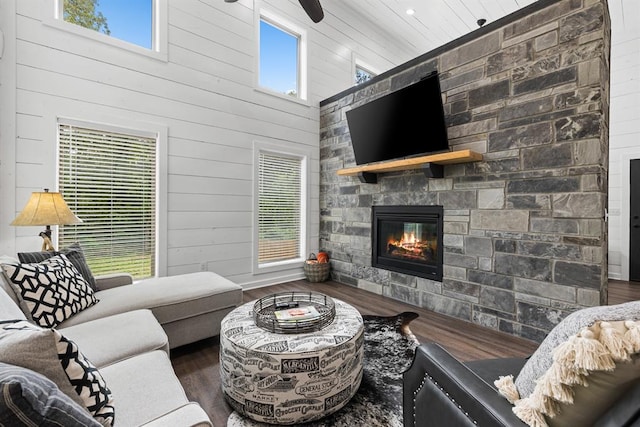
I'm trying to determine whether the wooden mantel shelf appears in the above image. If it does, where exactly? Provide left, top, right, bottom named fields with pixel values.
left=336, top=149, right=483, bottom=183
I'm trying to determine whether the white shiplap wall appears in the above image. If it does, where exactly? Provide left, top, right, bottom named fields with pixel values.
left=0, top=0, right=409, bottom=287
left=1, top=0, right=637, bottom=285
left=607, top=0, right=640, bottom=281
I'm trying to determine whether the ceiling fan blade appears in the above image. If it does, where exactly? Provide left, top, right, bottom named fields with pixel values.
left=298, top=0, right=324, bottom=23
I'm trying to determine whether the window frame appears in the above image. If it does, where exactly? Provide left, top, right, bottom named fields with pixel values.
left=352, top=55, right=379, bottom=86
left=47, top=0, right=168, bottom=61
left=256, top=8, right=308, bottom=102
left=55, top=117, right=168, bottom=278
left=252, top=140, right=311, bottom=274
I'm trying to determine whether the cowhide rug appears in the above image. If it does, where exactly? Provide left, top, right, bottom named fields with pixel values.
left=227, top=311, right=420, bottom=427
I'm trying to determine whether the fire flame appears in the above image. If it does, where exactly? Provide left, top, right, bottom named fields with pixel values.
left=385, top=228, right=436, bottom=261
left=388, top=232, right=421, bottom=252
left=403, top=232, right=418, bottom=245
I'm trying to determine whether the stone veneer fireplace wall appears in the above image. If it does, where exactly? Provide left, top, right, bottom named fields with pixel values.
left=319, top=0, right=611, bottom=342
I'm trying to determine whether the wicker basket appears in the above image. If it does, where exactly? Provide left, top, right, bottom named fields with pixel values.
left=304, top=260, right=330, bottom=282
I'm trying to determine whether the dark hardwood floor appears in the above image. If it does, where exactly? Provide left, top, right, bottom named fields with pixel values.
left=170, top=279, right=640, bottom=427
left=607, top=279, right=640, bottom=305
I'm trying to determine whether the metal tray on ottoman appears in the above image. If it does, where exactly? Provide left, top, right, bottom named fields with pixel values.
left=253, top=291, right=336, bottom=334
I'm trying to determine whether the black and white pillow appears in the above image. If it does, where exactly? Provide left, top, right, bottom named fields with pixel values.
left=54, top=329, right=115, bottom=425
left=0, top=320, right=115, bottom=426
left=18, top=242, right=97, bottom=291
left=2, top=254, right=98, bottom=328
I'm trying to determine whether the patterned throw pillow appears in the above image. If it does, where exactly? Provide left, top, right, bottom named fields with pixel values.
left=494, top=301, right=640, bottom=427
left=18, top=242, right=97, bottom=291
left=514, top=301, right=640, bottom=398
left=2, top=253, right=98, bottom=328
left=0, top=362, right=101, bottom=427
left=0, top=320, right=115, bottom=426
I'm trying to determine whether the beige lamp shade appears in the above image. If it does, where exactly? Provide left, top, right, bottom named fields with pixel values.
left=11, top=190, right=82, bottom=227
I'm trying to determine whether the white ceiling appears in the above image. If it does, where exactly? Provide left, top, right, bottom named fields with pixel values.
left=325, top=0, right=538, bottom=60
left=316, top=0, right=637, bottom=68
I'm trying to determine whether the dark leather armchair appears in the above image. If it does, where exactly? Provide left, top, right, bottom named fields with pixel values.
left=403, top=343, right=527, bottom=426
left=403, top=342, right=640, bottom=427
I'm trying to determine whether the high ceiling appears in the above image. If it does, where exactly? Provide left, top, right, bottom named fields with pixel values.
left=330, top=0, right=537, bottom=58
left=316, top=0, right=632, bottom=69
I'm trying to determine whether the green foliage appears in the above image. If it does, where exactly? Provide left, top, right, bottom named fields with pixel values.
left=64, top=0, right=110, bottom=35
left=87, top=253, right=153, bottom=279
left=355, top=67, right=374, bottom=85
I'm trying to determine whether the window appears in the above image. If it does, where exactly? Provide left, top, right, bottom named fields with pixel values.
left=259, top=12, right=307, bottom=100
left=355, top=64, right=376, bottom=86
left=355, top=66, right=374, bottom=85
left=256, top=149, right=306, bottom=267
left=53, top=0, right=167, bottom=58
left=58, top=121, right=157, bottom=279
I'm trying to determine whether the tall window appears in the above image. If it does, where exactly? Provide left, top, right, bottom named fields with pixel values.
left=257, top=151, right=305, bottom=266
left=259, top=13, right=306, bottom=99
left=58, top=121, right=157, bottom=279
left=55, top=0, right=164, bottom=54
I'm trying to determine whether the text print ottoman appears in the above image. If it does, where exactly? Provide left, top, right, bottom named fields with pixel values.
left=219, top=298, right=364, bottom=424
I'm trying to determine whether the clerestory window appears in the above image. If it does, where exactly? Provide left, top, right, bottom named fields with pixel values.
left=53, top=0, right=167, bottom=57
left=259, top=12, right=307, bottom=100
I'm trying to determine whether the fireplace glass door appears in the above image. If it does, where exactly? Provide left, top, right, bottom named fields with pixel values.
left=372, top=206, right=443, bottom=281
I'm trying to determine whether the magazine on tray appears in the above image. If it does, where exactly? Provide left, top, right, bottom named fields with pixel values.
left=274, top=305, right=320, bottom=322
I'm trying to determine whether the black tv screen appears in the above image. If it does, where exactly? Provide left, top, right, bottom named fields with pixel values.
left=345, top=72, right=449, bottom=165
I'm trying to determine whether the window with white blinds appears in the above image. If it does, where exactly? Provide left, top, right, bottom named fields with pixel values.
left=258, top=151, right=303, bottom=265
left=58, top=122, right=157, bottom=279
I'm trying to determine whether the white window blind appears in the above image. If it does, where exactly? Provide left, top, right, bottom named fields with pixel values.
left=258, top=152, right=302, bottom=264
left=58, top=123, right=157, bottom=279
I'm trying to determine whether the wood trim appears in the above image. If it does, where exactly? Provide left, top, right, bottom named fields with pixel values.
left=336, top=149, right=483, bottom=177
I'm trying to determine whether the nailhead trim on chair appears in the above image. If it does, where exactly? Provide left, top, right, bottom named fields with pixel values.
left=411, top=372, right=478, bottom=426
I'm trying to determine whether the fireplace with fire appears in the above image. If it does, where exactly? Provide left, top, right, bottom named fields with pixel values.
left=372, top=205, right=443, bottom=281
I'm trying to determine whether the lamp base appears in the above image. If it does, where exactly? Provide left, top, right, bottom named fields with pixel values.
left=39, top=230, right=56, bottom=252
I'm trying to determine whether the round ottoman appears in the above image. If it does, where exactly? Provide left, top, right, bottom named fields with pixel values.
left=219, top=298, right=364, bottom=424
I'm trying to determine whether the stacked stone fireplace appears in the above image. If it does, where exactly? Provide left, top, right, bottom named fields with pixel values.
left=319, top=0, right=610, bottom=342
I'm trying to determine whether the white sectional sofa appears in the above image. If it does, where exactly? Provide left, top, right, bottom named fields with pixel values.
left=59, top=271, right=244, bottom=349
left=0, top=253, right=243, bottom=426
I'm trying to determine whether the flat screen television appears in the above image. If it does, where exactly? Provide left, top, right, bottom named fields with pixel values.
left=345, top=72, right=449, bottom=165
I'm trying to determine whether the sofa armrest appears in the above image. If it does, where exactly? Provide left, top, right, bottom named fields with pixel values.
left=140, top=403, right=213, bottom=427
left=403, top=343, right=526, bottom=427
left=94, top=273, right=134, bottom=290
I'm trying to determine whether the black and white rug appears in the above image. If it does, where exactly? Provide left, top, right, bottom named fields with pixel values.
left=227, top=311, right=420, bottom=427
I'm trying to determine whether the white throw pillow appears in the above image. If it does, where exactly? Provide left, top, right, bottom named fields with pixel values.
left=2, top=253, right=98, bottom=328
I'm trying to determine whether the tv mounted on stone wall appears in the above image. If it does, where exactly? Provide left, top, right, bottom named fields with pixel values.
left=345, top=71, right=449, bottom=166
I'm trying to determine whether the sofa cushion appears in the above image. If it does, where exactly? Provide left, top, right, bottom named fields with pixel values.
left=18, top=242, right=97, bottom=291
left=0, top=284, right=26, bottom=322
left=0, top=320, right=115, bottom=426
left=495, top=308, right=640, bottom=427
left=59, top=271, right=242, bottom=328
left=99, top=350, right=191, bottom=427
left=60, top=309, right=169, bottom=368
left=2, top=253, right=98, bottom=328
left=0, top=362, right=101, bottom=427
left=0, top=255, right=21, bottom=307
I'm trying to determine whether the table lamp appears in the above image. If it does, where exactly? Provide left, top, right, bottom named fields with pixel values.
left=10, top=188, right=82, bottom=251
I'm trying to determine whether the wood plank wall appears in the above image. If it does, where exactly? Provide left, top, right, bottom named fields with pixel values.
left=1, top=0, right=638, bottom=284
left=606, top=0, right=640, bottom=281
left=0, top=0, right=414, bottom=286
